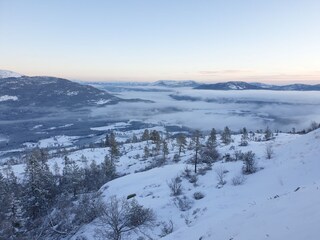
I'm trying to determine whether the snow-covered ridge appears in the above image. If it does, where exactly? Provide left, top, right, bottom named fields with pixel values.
left=0, top=69, right=23, bottom=79
left=0, top=95, right=18, bottom=102
left=151, top=80, right=200, bottom=88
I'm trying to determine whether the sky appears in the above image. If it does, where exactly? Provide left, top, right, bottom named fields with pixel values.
left=0, top=0, right=320, bottom=83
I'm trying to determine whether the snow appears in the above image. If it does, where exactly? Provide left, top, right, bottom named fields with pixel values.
left=2, top=120, right=320, bottom=239
left=71, top=129, right=320, bottom=239
left=90, top=122, right=130, bottom=131
left=66, top=91, right=79, bottom=96
left=0, top=136, right=8, bottom=142
left=96, top=99, right=111, bottom=105
left=47, top=124, right=74, bottom=130
left=24, top=135, right=79, bottom=148
left=0, top=69, right=23, bottom=78
left=0, top=95, right=18, bottom=102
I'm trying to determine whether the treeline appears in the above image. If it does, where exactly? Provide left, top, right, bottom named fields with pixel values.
left=0, top=147, right=117, bottom=239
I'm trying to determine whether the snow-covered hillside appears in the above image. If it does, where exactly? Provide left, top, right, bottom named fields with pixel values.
left=0, top=69, right=23, bottom=78
left=1, top=124, right=319, bottom=240
left=62, top=129, right=320, bottom=240
left=161, top=130, right=320, bottom=240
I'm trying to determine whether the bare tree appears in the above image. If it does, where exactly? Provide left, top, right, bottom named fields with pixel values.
left=96, top=196, right=155, bottom=240
left=265, top=144, right=274, bottom=159
left=215, top=166, right=227, bottom=185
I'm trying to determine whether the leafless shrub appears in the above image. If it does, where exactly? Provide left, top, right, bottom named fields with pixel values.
left=265, top=144, right=274, bottom=159
left=182, top=166, right=192, bottom=179
left=215, top=166, right=227, bottom=185
left=95, top=196, right=155, bottom=240
left=159, top=220, right=174, bottom=237
left=168, top=176, right=183, bottom=196
left=173, top=196, right=193, bottom=211
left=188, top=174, right=198, bottom=184
left=231, top=174, right=246, bottom=186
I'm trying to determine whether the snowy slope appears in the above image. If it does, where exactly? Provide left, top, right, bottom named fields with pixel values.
left=4, top=127, right=319, bottom=239
left=72, top=129, right=320, bottom=239
left=162, top=129, right=320, bottom=240
left=0, top=69, right=23, bottom=78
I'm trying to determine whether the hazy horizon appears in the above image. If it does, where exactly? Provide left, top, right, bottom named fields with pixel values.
left=2, top=68, right=320, bottom=85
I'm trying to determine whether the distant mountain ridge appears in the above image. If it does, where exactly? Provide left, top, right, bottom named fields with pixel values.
left=0, top=76, right=119, bottom=108
left=195, top=81, right=320, bottom=91
left=151, top=80, right=200, bottom=88
left=1, top=70, right=319, bottom=91
left=99, top=79, right=320, bottom=91
left=0, top=69, right=23, bottom=79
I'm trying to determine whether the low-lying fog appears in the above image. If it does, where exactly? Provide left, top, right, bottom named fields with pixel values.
left=91, top=87, right=320, bottom=132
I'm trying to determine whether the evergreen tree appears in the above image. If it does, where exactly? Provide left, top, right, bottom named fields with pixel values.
left=192, top=130, right=202, bottom=173
left=141, top=129, right=150, bottom=141
left=176, top=133, right=187, bottom=157
left=143, top=145, right=150, bottom=158
left=23, top=149, right=55, bottom=220
left=0, top=170, right=24, bottom=238
left=150, top=130, right=161, bottom=144
left=240, top=127, right=249, bottom=146
left=264, top=126, right=273, bottom=141
left=105, top=133, right=110, bottom=147
left=221, top=126, right=232, bottom=145
left=85, top=160, right=101, bottom=191
left=131, top=134, right=138, bottom=143
left=103, top=155, right=116, bottom=181
left=109, top=131, right=120, bottom=161
left=206, top=128, right=217, bottom=148
left=162, top=140, right=169, bottom=160
left=70, top=161, right=83, bottom=197
left=61, top=156, right=73, bottom=193
left=242, top=151, right=257, bottom=174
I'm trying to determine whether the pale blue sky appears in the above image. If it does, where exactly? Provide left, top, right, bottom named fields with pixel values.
left=1, top=0, right=320, bottom=82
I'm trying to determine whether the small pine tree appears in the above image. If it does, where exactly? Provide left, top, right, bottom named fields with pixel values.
left=264, top=126, right=273, bottom=141
left=105, top=134, right=110, bottom=147
left=131, top=134, right=138, bottom=143
left=162, top=140, right=169, bottom=160
left=192, top=130, right=202, bottom=173
left=242, top=151, right=257, bottom=174
left=221, top=126, right=232, bottom=145
left=143, top=145, right=150, bottom=158
left=150, top=130, right=161, bottom=144
left=103, top=155, right=116, bottom=180
left=109, top=132, right=120, bottom=161
left=141, top=129, right=150, bottom=141
left=240, top=127, right=249, bottom=146
left=206, top=128, right=217, bottom=148
left=70, top=162, right=83, bottom=197
left=176, top=133, right=187, bottom=156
